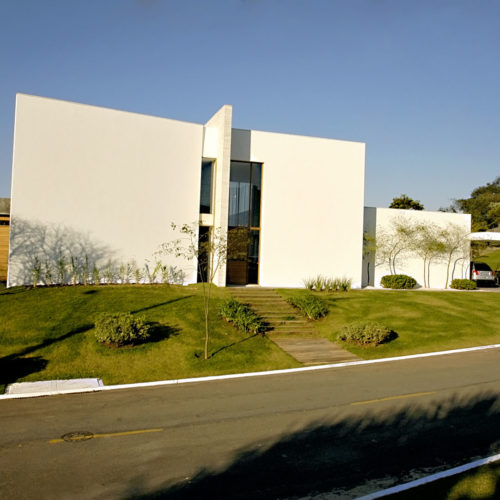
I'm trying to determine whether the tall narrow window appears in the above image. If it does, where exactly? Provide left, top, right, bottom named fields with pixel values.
left=197, top=226, right=210, bottom=283
left=200, top=160, right=213, bottom=214
left=226, top=161, right=262, bottom=285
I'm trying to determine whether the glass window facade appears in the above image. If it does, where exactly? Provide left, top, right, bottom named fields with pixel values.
left=200, top=160, right=213, bottom=214
left=227, top=161, right=262, bottom=285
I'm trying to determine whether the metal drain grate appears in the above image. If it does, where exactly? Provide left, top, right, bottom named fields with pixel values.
left=61, top=431, right=94, bottom=442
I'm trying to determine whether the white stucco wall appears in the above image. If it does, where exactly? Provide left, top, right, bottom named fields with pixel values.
left=231, top=128, right=366, bottom=288
left=363, top=207, right=471, bottom=289
left=9, top=94, right=204, bottom=286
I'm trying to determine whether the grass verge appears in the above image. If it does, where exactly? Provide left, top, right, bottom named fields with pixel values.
left=387, top=461, right=500, bottom=499
left=0, top=285, right=299, bottom=393
left=278, top=288, right=500, bottom=359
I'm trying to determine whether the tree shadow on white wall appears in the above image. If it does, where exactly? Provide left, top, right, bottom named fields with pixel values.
left=8, top=217, right=116, bottom=286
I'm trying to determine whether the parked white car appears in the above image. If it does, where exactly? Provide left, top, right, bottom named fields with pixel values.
left=470, top=262, right=496, bottom=285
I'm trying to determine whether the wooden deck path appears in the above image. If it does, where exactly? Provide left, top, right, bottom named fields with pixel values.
left=230, top=287, right=360, bottom=366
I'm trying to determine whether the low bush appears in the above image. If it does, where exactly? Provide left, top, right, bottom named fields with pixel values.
left=338, top=321, right=394, bottom=346
left=95, top=312, right=151, bottom=346
left=303, top=275, right=352, bottom=292
left=219, top=299, right=266, bottom=334
left=450, top=279, right=477, bottom=290
left=287, top=294, right=328, bottom=320
left=303, top=277, right=315, bottom=291
left=380, top=274, right=416, bottom=289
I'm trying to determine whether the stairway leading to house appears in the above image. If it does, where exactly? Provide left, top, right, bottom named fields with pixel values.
left=230, top=287, right=316, bottom=335
left=229, top=287, right=360, bottom=365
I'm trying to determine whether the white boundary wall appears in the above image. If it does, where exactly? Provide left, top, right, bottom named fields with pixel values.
left=232, top=128, right=366, bottom=288
left=9, top=94, right=204, bottom=286
left=363, top=207, right=471, bottom=289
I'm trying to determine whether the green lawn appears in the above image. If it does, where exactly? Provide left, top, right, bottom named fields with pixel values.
left=278, top=289, right=500, bottom=359
left=387, top=461, right=500, bottom=499
left=3, top=285, right=500, bottom=393
left=477, top=247, right=500, bottom=271
left=0, top=284, right=299, bottom=392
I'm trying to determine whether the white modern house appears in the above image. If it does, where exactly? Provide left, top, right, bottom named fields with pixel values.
left=7, top=94, right=470, bottom=288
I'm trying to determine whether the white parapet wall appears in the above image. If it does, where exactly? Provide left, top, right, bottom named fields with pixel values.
left=231, top=128, right=366, bottom=288
left=9, top=94, right=204, bottom=286
left=363, top=207, right=472, bottom=289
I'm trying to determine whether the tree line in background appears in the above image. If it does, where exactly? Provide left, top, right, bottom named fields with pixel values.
left=441, top=176, right=500, bottom=232
left=390, top=176, right=500, bottom=233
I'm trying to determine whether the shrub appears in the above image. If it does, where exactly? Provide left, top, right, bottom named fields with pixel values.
left=380, top=274, right=416, bottom=289
left=92, top=265, right=100, bottom=285
left=95, top=312, right=151, bottom=346
left=313, top=275, right=324, bottom=292
left=287, top=294, right=328, bottom=320
left=31, top=257, right=41, bottom=288
left=338, top=321, right=394, bottom=346
left=450, top=279, right=477, bottom=290
left=303, top=275, right=352, bottom=292
left=219, top=299, right=266, bottom=334
left=339, top=277, right=352, bottom=292
left=303, top=277, right=315, bottom=291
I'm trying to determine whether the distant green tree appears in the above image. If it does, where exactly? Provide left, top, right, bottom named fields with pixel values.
left=445, top=176, right=500, bottom=231
left=389, top=194, right=424, bottom=211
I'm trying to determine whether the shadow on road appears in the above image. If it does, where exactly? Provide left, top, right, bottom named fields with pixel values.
left=124, top=392, right=500, bottom=499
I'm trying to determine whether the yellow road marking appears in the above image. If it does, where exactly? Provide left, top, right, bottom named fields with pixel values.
left=351, top=391, right=436, bottom=406
left=49, top=428, right=163, bottom=444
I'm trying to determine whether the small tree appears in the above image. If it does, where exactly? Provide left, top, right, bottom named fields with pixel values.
left=158, top=223, right=227, bottom=360
left=438, top=224, right=470, bottom=288
left=375, top=217, right=415, bottom=274
left=413, top=223, right=445, bottom=288
left=390, top=194, right=424, bottom=211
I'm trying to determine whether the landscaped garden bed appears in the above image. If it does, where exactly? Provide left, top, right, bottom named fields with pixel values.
left=0, top=284, right=299, bottom=393
left=278, top=288, right=500, bottom=359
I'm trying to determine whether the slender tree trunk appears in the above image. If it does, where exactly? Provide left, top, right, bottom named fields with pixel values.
left=423, top=257, right=427, bottom=288
left=427, top=256, right=433, bottom=288
left=445, top=252, right=453, bottom=289
left=202, top=281, right=209, bottom=360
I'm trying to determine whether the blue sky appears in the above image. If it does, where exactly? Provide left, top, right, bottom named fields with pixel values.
left=0, top=0, right=499, bottom=209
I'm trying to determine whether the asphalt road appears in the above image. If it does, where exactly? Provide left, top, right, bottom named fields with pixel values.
left=2, top=348, right=500, bottom=499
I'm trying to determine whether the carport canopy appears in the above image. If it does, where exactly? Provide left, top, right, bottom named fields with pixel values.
left=468, top=232, right=500, bottom=241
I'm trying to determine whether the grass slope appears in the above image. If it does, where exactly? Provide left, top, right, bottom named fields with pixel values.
left=0, top=285, right=299, bottom=392
left=388, top=461, right=500, bottom=499
left=477, top=247, right=500, bottom=271
left=279, top=289, right=500, bottom=359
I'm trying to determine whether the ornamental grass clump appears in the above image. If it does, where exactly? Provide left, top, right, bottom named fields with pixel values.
left=450, top=279, right=477, bottom=290
left=95, top=312, right=151, bottom=346
left=287, top=294, right=328, bottom=320
left=303, top=275, right=352, bottom=292
left=380, top=274, right=417, bottom=289
left=219, top=299, right=266, bottom=334
left=338, top=321, right=394, bottom=346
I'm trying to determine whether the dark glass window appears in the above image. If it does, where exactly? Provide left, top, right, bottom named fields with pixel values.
left=248, top=230, right=260, bottom=284
left=226, top=161, right=262, bottom=285
left=251, top=164, right=261, bottom=228
left=197, top=226, right=210, bottom=282
left=200, top=160, right=213, bottom=214
left=229, top=162, right=251, bottom=226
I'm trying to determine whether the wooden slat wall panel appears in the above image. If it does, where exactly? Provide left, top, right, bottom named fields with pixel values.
left=0, top=216, right=10, bottom=281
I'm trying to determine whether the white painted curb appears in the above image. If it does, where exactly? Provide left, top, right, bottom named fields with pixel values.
left=356, top=452, right=500, bottom=499
left=2, top=343, right=500, bottom=400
